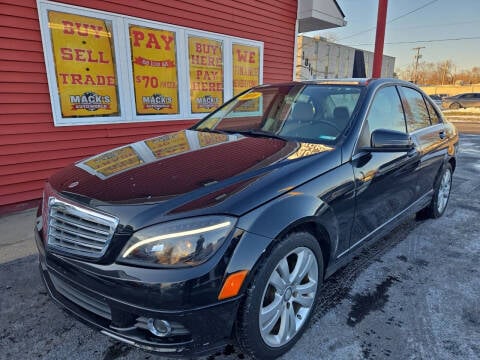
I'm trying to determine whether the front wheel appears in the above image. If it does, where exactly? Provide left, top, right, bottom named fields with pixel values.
left=449, top=102, right=461, bottom=109
left=236, top=232, right=323, bottom=359
left=417, top=164, right=453, bottom=219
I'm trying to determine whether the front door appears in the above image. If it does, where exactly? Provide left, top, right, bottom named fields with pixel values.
left=350, top=85, right=419, bottom=247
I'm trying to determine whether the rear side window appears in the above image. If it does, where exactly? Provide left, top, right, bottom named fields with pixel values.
left=425, top=99, right=440, bottom=124
left=401, top=87, right=431, bottom=132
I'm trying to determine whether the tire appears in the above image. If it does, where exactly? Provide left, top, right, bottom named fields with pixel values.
left=235, top=231, right=323, bottom=360
left=416, top=164, right=453, bottom=219
left=449, top=102, right=461, bottom=109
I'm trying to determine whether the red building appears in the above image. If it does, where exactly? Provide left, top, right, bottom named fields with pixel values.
left=0, top=0, right=345, bottom=214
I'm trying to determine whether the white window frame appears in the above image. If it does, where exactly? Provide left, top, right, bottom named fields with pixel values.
left=37, top=0, right=263, bottom=127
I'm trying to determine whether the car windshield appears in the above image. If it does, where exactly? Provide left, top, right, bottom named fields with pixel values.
left=192, top=84, right=364, bottom=144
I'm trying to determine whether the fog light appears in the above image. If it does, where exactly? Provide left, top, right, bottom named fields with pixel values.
left=147, top=319, right=172, bottom=337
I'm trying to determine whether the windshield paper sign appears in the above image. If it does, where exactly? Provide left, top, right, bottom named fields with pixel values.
left=48, top=11, right=119, bottom=117
left=129, top=25, right=179, bottom=115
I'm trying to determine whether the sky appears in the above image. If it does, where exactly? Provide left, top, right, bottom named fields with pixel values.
left=305, top=0, right=480, bottom=72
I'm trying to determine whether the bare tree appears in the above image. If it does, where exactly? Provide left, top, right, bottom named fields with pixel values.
left=437, top=60, right=454, bottom=85
left=394, top=60, right=480, bottom=85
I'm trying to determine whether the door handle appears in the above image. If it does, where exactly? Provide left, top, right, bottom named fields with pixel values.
left=407, top=142, right=418, bottom=157
left=439, top=130, right=446, bottom=139
left=407, top=148, right=418, bottom=157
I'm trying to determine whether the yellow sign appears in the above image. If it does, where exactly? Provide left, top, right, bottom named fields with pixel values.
left=232, top=44, right=260, bottom=96
left=236, top=90, right=262, bottom=113
left=84, top=146, right=142, bottom=176
left=145, top=131, right=190, bottom=158
left=197, top=132, right=228, bottom=147
left=129, top=25, right=179, bottom=115
left=48, top=11, right=119, bottom=117
left=238, top=92, right=262, bottom=101
left=188, top=36, right=223, bottom=113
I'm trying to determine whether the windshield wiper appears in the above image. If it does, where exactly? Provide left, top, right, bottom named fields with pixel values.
left=228, top=130, right=289, bottom=141
left=195, top=128, right=289, bottom=141
left=194, top=128, right=230, bottom=135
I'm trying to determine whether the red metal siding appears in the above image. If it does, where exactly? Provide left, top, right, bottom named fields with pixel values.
left=0, top=0, right=297, bottom=211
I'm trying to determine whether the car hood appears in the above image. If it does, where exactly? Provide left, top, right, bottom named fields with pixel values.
left=48, top=130, right=338, bottom=229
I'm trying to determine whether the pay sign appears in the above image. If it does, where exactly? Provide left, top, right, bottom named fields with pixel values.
left=129, top=25, right=179, bottom=115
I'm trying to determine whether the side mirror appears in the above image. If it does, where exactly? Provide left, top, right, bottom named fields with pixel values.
left=369, top=129, right=414, bottom=151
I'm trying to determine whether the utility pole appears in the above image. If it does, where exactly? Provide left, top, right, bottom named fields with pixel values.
left=412, top=46, right=425, bottom=84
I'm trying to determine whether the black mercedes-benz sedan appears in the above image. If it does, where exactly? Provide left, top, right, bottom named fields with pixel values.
left=35, top=78, right=458, bottom=359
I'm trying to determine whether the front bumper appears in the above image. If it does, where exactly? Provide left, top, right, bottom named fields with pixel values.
left=35, top=228, right=242, bottom=356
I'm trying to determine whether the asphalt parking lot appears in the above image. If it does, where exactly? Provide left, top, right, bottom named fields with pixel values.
left=1, top=133, right=479, bottom=360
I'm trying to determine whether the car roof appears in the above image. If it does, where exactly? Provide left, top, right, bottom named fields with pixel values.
left=258, top=78, right=416, bottom=89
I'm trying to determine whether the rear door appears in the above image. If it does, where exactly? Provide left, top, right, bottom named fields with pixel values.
left=460, top=93, right=476, bottom=107
left=474, top=93, right=480, bottom=108
left=398, top=86, right=449, bottom=197
left=350, top=85, right=419, bottom=248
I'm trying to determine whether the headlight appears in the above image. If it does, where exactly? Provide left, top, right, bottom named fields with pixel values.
left=118, top=216, right=236, bottom=267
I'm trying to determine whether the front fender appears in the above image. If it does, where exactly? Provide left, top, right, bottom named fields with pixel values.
left=225, top=163, right=355, bottom=289
left=227, top=192, right=339, bottom=277
left=238, top=193, right=337, bottom=243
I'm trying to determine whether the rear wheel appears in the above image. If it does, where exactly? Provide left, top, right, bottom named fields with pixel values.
left=449, top=102, right=461, bottom=109
left=236, top=231, right=323, bottom=359
left=417, top=164, right=452, bottom=219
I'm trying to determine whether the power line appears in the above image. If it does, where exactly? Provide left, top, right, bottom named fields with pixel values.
left=388, top=19, right=479, bottom=31
left=348, top=36, right=480, bottom=46
left=338, top=0, right=440, bottom=41
left=387, top=0, right=440, bottom=23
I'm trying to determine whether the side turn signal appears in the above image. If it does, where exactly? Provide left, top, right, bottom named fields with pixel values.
left=218, top=270, right=248, bottom=300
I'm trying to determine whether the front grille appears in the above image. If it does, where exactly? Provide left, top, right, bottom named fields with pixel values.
left=47, top=197, right=118, bottom=258
left=50, top=273, right=112, bottom=320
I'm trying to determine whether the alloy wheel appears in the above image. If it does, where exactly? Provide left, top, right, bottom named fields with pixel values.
left=437, top=168, right=452, bottom=214
left=259, top=247, right=318, bottom=348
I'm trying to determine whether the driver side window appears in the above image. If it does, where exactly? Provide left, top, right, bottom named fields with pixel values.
left=358, top=86, right=407, bottom=148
